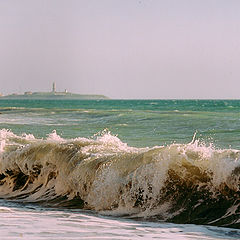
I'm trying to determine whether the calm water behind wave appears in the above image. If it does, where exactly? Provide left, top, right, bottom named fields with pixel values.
left=1, top=99, right=240, bottom=148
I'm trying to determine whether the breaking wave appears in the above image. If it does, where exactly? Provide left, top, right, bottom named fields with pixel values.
left=0, top=129, right=240, bottom=228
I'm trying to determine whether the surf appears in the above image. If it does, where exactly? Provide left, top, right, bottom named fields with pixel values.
left=0, top=129, right=240, bottom=228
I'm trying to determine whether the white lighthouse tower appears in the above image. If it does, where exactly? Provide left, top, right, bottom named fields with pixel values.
left=52, top=82, right=56, bottom=93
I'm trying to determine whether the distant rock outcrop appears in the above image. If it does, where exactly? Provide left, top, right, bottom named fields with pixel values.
left=0, top=82, right=109, bottom=100
left=1, top=92, right=109, bottom=100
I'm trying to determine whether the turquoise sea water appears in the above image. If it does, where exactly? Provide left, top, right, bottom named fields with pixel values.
left=0, top=99, right=240, bottom=239
left=1, top=99, right=240, bottom=148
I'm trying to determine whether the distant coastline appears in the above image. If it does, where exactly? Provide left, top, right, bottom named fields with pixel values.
left=0, top=92, right=109, bottom=100
left=0, top=83, right=109, bottom=100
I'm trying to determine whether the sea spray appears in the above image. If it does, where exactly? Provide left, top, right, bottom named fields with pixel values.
left=0, top=129, right=240, bottom=228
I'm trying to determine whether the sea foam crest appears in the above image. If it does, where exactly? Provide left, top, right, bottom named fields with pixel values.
left=0, top=129, right=240, bottom=228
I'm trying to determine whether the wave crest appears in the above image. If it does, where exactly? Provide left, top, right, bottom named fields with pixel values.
left=0, top=129, right=240, bottom=228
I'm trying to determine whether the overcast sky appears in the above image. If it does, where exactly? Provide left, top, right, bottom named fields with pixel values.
left=0, top=0, right=240, bottom=99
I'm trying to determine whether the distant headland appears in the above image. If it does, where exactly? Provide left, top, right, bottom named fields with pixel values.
left=0, top=83, right=109, bottom=100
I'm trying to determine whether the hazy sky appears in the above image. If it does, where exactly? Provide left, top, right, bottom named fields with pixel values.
left=0, top=0, right=240, bottom=99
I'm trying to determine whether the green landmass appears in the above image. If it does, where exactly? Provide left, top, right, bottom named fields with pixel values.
left=0, top=91, right=109, bottom=100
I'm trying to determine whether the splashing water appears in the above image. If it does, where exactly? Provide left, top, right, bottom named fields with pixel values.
left=0, top=129, right=240, bottom=228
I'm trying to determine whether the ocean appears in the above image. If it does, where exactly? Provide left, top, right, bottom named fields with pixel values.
left=0, top=99, right=240, bottom=239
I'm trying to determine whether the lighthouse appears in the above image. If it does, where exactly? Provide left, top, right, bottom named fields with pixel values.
left=52, top=82, right=56, bottom=93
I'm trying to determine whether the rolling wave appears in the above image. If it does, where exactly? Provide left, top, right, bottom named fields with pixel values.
left=0, top=129, right=240, bottom=228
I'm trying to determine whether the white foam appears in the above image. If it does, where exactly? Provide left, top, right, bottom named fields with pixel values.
left=0, top=129, right=240, bottom=226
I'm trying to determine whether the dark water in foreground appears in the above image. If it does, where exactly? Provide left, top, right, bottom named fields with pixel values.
left=0, top=99, right=240, bottom=239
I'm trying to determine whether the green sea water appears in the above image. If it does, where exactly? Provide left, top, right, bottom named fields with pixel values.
left=0, top=99, right=240, bottom=148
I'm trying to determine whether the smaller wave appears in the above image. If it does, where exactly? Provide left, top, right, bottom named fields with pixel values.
left=0, top=129, right=240, bottom=228
left=0, top=107, right=27, bottom=113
